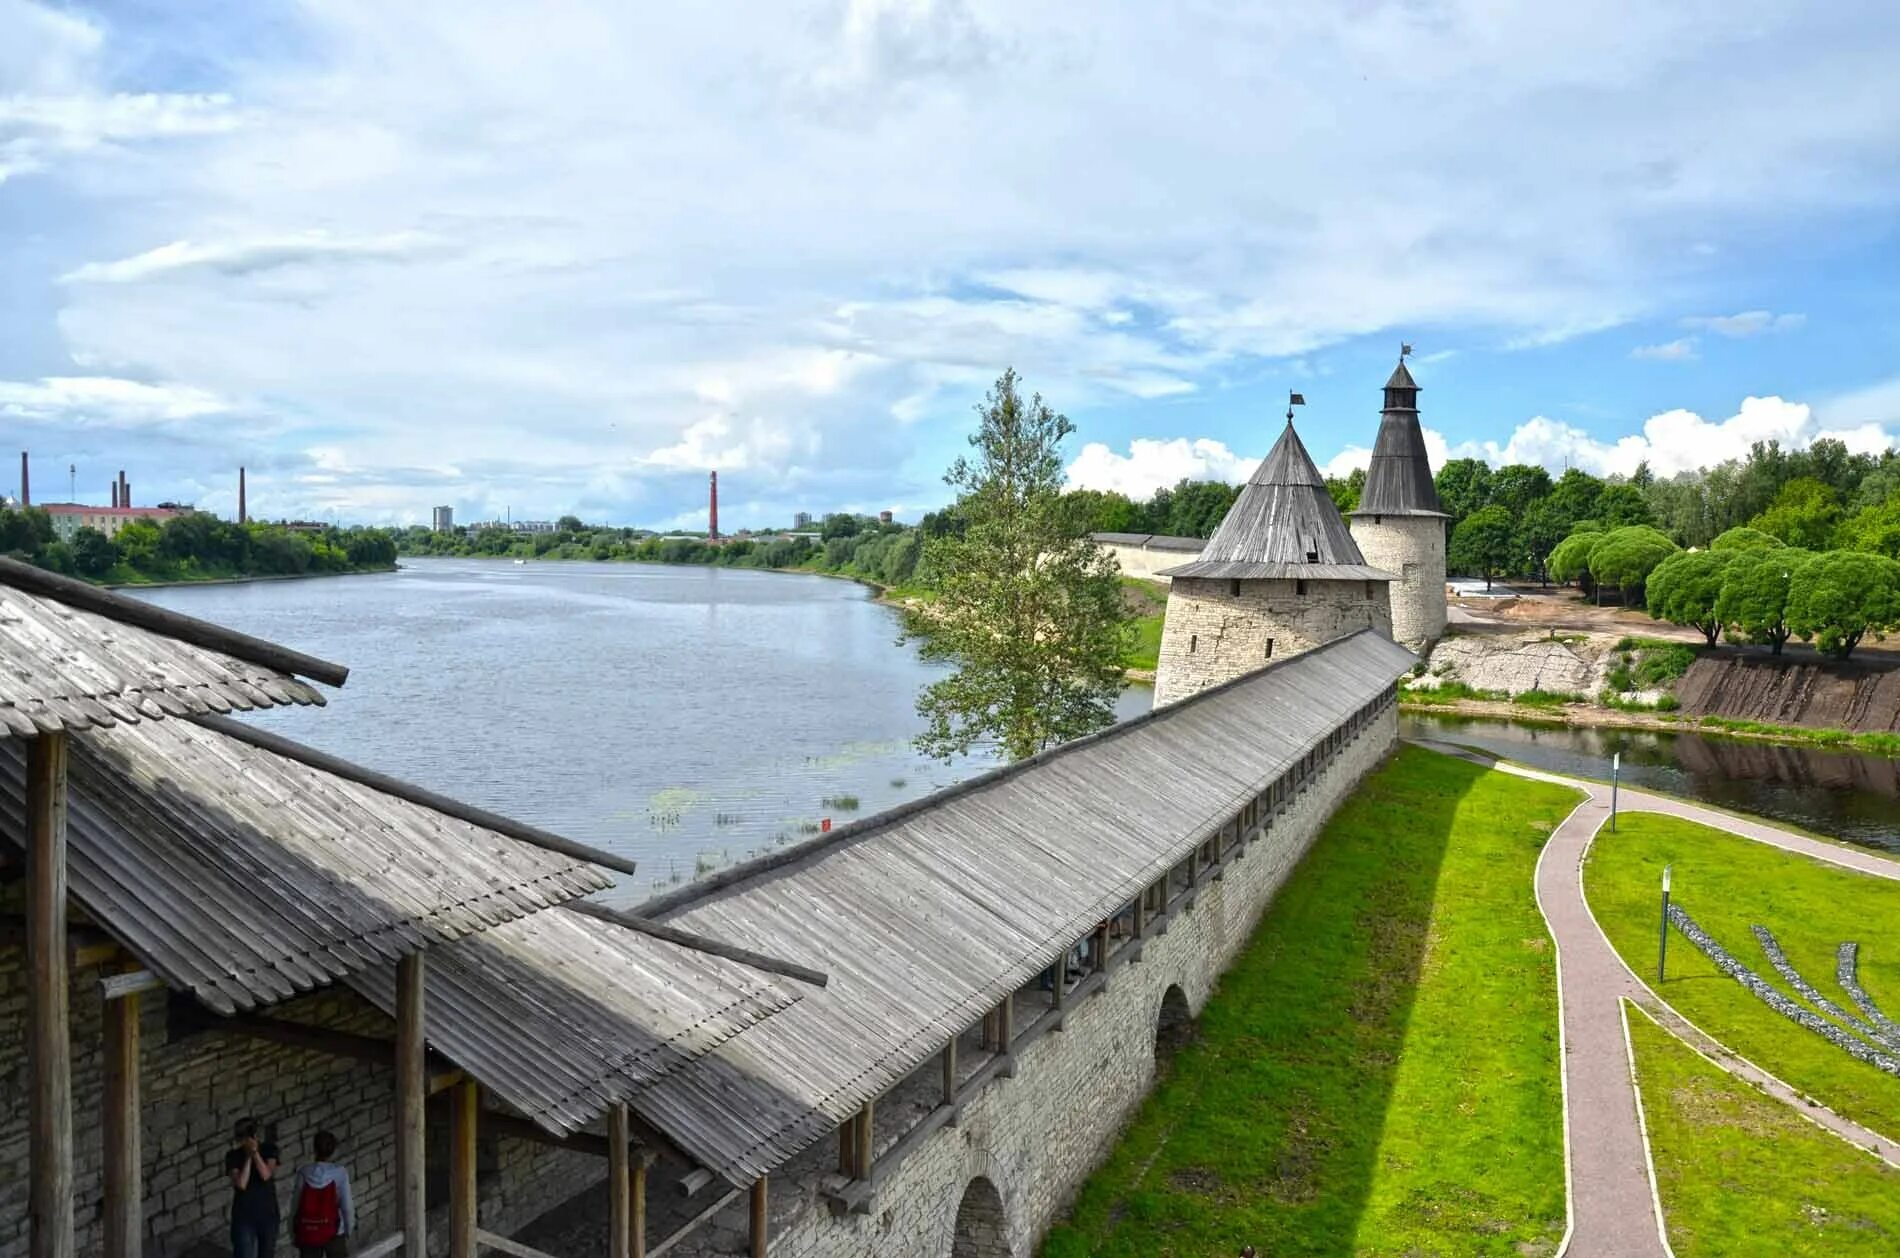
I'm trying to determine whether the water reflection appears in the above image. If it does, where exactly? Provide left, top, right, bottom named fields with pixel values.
left=1403, top=713, right=1900, bottom=852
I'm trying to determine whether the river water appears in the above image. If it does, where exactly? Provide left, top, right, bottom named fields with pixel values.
left=135, top=557, right=1149, bottom=904
left=132, top=559, right=1897, bottom=888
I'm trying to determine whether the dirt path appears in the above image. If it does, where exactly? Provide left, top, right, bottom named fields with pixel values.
left=1414, top=742, right=1898, bottom=1255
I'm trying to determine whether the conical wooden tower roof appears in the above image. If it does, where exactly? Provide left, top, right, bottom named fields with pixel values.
left=1352, top=360, right=1445, bottom=517
left=1164, top=422, right=1393, bottom=581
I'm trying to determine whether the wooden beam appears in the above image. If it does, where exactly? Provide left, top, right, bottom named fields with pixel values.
left=194, top=715, right=634, bottom=877
left=395, top=953, right=426, bottom=1258
left=354, top=1235, right=406, bottom=1258
left=609, top=1105, right=632, bottom=1258
left=852, top=1100, right=874, bottom=1180
left=100, top=969, right=162, bottom=1000
left=480, top=1111, right=620, bottom=1160
left=565, top=901, right=827, bottom=987
left=631, top=1160, right=648, bottom=1258
left=102, top=983, right=140, bottom=1258
left=449, top=1079, right=478, bottom=1258
left=677, top=1168, right=717, bottom=1199
left=473, top=1230, right=563, bottom=1258
left=1054, top=946, right=1068, bottom=1012
left=998, top=991, right=1014, bottom=1051
left=0, top=554, right=350, bottom=686
left=940, top=1036, right=957, bottom=1107
left=750, top=1177, right=769, bottom=1258
left=27, top=730, right=74, bottom=1258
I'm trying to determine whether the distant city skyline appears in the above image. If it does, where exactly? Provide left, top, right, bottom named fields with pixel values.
left=2, top=2, right=1897, bottom=529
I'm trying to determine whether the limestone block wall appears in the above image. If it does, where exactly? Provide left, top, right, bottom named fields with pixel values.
left=1349, top=514, right=1447, bottom=651
left=1155, top=576, right=1393, bottom=706
left=1088, top=539, right=1198, bottom=585
left=0, top=955, right=590, bottom=1258
left=683, top=700, right=1399, bottom=1258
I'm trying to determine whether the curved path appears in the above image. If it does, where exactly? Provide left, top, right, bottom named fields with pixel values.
left=1414, top=741, right=1899, bottom=1257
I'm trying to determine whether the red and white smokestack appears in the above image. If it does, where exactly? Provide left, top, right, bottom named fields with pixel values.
left=709, top=470, right=719, bottom=541
left=239, top=467, right=248, bottom=524
left=18, top=451, right=27, bottom=507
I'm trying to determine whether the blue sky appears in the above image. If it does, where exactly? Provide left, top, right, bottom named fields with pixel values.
left=3, top=1, right=1898, bottom=529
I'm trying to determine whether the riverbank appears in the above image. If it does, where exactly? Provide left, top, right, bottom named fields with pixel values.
left=105, top=563, right=399, bottom=590
left=1399, top=693, right=1900, bottom=757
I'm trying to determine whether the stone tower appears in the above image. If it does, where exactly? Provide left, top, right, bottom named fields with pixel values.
left=1154, top=420, right=1394, bottom=707
left=1349, top=359, right=1448, bottom=652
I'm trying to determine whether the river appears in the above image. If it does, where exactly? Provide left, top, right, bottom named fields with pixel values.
left=134, top=557, right=1150, bottom=905
left=132, top=559, right=1896, bottom=887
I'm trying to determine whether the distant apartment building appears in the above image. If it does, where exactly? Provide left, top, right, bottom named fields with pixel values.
left=42, top=503, right=184, bottom=541
left=878, top=510, right=894, bottom=524
left=511, top=520, right=556, bottom=534
left=793, top=511, right=813, bottom=529
left=433, top=505, right=455, bottom=532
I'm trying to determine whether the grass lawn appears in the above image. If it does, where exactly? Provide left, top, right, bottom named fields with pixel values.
left=1121, top=577, right=1168, bottom=672
left=1041, top=747, right=1579, bottom=1258
left=1627, top=1003, right=1900, bottom=1255
left=1585, top=814, right=1900, bottom=1139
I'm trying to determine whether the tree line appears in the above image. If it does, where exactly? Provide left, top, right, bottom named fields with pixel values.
left=0, top=506, right=398, bottom=583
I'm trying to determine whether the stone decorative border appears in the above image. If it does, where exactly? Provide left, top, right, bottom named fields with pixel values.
left=1666, top=904, right=1900, bottom=1078
left=1837, top=942, right=1900, bottom=1051
left=1750, top=926, right=1888, bottom=1047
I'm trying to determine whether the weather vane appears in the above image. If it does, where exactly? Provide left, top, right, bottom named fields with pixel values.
left=1286, top=390, right=1306, bottom=424
left=1400, top=341, right=1413, bottom=361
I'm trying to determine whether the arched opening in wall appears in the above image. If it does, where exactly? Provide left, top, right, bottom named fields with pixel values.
left=951, top=1176, right=1012, bottom=1258
left=1155, top=983, right=1194, bottom=1069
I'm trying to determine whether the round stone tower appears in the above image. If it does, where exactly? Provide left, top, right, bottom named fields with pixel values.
left=1154, top=418, right=1394, bottom=707
left=1349, top=358, right=1448, bottom=652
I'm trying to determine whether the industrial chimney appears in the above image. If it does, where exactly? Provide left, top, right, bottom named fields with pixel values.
left=111, top=480, right=119, bottom=509
left=239, top=467, right=248, bottom=524
left=18, top=451, right=27, bottom=507
left=118, top=470, right=128, bottom=509
left=709, top=470, right=719, bottom=541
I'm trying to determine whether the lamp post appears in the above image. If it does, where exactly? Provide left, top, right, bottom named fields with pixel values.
left=1658, top=863, right=1672, bottom=985
left=1610, top=751, right=1620, bottom=833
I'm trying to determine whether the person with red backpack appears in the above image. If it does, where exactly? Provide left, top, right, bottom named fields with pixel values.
left=287, top=1130, right=355, bottom=1257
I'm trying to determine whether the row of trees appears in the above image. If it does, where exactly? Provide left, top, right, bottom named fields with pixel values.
left=1643, top=533, right=1900, bottom=658
left=0, top=506, right=398, bottom=583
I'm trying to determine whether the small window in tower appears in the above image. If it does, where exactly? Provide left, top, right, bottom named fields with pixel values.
left=1264, top=638, right=1274, bottom=659
left=1366, top=580, right=1374, bottom=599
left=1229, top=579, right=1241, bottom=597
left=1306, top=548, right=1320, bottom=563
left=1189, top=634, right=1198, bottom=654
left=1296, top=579, right=1308, bottom=596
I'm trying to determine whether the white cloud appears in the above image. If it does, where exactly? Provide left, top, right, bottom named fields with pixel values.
left=0, top=375, right=232, bottom=425
left=63, top=232, right=444, bottom=283
left=1064, top=437, right=1261, bottom=498
left=1631, top=337, right=1698, bottom=361
left=1684, top=310, right=1805, bottom=337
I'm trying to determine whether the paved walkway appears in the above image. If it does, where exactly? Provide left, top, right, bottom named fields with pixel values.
left=1412, top=741, right=1899, bottom=1256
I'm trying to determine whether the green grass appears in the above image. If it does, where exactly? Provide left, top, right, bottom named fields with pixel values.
left=1627, top=1004, right=1900, bottom=1255
left=1396, top=680, right=1509, bottom=706
left=1514, top=688, right=1587, bottom=709
left=1042, top=747, right=1579, bottom=1257
left=1121, top=577, right=1169, bottom=671
left=1585, top=815, right=1900, bottom=1139
left=1689, top=716, right=1900, bottom=757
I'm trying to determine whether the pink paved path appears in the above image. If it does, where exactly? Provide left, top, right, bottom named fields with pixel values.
left=1417, top=743, right=1900, bottom=1256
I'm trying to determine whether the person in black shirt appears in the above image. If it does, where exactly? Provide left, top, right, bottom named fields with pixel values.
left=225, top=1117, right=281, bottom=1257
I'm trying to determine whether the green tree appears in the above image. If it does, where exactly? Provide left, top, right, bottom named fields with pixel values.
left=1837, top=498, right=1900, bottom=559
left=1325, top=467, right=1366, bottom=514
left=1715, top=549, right=1807, bottom=654
left=1487, top=464, right=1553, bottom=516
left=1595, top=482, right=1655, bottom=528
left=1785, top=550, right=1900, bottom=659
left=69, top=527, right=121, bottom=578
left=1515, top=499, right=1572, bottom=585
left=1748, top=477, right=1841, bottom=550
left=1054, top=488, right=1137, bottom=538
left=1433, top=458, right=1492, bottom=527
left=1709, top=525, right=1783, bottom=552
left=1546, top=468, right=1604, bottom=527
left=1448, top=504, right=1516, bottom=590
left=1586, top=526, right=1678, bottom=605
left=820, top=513, right=863, bottom=540
left=1644, top=549, right=1734, bottom=646
left=556, top=514, right=585, bottom=534
left=912, top=369, right=1130, bottom=762
left=1164, top=479, right=1240, bottom=538
left=1546, top=523, right=1605, bottom=586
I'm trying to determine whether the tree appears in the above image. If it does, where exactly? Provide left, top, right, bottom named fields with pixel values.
left=1448, top=505, right=1515, bottom=590
left=1325, top=467, right=1366, bottom=514
left=1586, top=525, right=1678, bottom=605
left=1488, top=464, right=1553, bottom=517
left=1837, top=498, right=1900, bottom=559
left=1709, top=525, right=1783, bottom=552
left=1749, top=477, right=1841, bottom=550
left=1164, top=479, right=1239, bottom=538
left=1515, top=499, right=1573, bottom=585
left=1785, top=550, right=1900, bottom=659
left=912, top=369, right=1130, bottom=762
left=1546, top=468, right=1605, bottom=526
left=1644, top=549, right=1734, bottom=646
left=1547, top=523, right=1605, bottom=585
left=556, top=514, right=585, bottom=534
left=1595, top=482, right=1655, bottom=528
left=1715, top=549, right=1807, bottom=654
left=1054, top=488, right=1137, bottom=538
left=1433, top=458, right=1492, bottom=527
left=69, top=527, right=121, bottom=578
left=820, top=512, right=863, bottom=540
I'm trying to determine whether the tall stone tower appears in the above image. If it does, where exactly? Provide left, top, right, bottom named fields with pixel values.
left=1349, top=359, right=1448, bottom=652
left=1154, top=420, right=1394, bottom=707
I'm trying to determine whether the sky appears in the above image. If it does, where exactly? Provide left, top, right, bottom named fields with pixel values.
left=2, top=0, right=1899, bottom=531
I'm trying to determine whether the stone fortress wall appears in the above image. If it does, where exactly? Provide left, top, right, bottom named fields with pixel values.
left=1349, top=514, right=1447, bottom=652
left=1154, top=576, right=1393, bottom=706
left=1085, top=534, right=1203, bottom=585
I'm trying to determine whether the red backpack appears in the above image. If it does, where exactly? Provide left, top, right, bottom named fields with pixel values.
left=294, top=1177, right=341, bottom=1248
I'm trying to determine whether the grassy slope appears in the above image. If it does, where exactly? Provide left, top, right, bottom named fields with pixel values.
left=1585, top=814, right=1900, bottom=1138
left=1121, top=577, right=1168, bottom=671
left=1042, top=747, right=1578, bottom=1258
left=1628, top=1005, right=1900, bottom=1255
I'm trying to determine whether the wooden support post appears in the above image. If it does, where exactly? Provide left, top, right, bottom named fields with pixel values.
left=852, top=1101, right=873, bottom=1180
left=102, top=985, right=141, bottom=1258
left=1053, top=946, right=1068, bottom=1011
left=1187, top=846, right=1200, bottom=888
left=631, top=1160, right=648, bottom=1258
left=998, top=991, right=1014, bottom=1050
left=27, top=731, right=74, bottom=1258
left=395, top=953, right=427, bottom=1258
left=450, top=1078, right=479, bottom=1258
left=940, top=1037, right=957, bottom=1107
left=1133, top=892, right=1147, bottom=941
left=1093, top=921, right=1110, bottom=972
left=749, top=1176, right=769, bottom=1258
left=608, top=1105, right=632, bottom=1258
left=837, top=1122, right=852, bottom=1175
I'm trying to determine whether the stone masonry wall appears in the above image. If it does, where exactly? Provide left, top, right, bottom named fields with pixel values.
left=1155, top=576, right=1393, bottom=706
left=668, top=701, right=1399, bottom=1258
left=1349, top=515, right=1446, bottom=652
left=0, top=955, right=592, bottom=1258
left=1090, top=539, right=1190, bottom=585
